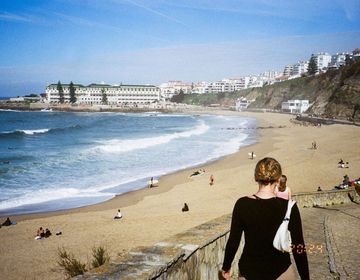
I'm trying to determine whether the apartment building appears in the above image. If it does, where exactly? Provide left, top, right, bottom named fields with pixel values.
left=293, top=61, right=309, bottom=76
left=158, top=81, right=192, bottom=99
left=313, top=52, right=332, bottom=72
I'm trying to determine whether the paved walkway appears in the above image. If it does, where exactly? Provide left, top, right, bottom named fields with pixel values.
left=300, top=203, right=360, bottom=279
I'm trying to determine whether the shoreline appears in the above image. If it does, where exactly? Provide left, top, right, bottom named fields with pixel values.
left=1, top=111, right=360, bottom=280
left=3, top=109, right=260, bottom=221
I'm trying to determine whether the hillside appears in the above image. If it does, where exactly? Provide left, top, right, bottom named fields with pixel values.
left=184, top=60, right=360, bottom=120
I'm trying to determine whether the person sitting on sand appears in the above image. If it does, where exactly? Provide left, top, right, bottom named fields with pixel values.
left=35, top=227, right=45, bottom=240
left=2, top=217, right=12, bottom=227
left=317, top=186, right=322, bottom=191
left=114, top=209, right=122, bottom=219
left=182, top=203, right=189, bottom=212
left=275, top=175, right=292, bottom=200
left=44, top=228, right=52, bottom=238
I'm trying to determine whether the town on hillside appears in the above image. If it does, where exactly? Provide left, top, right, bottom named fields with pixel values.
left=1, top=48, right=359, bottom=117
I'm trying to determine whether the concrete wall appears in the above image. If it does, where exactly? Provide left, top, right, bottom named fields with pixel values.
left=74, top=189, right=359, bottom=280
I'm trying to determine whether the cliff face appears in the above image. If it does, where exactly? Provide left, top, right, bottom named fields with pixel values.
left=181, top=60, right=360, bottom=120
left=242, top=60, right=360, bottom=120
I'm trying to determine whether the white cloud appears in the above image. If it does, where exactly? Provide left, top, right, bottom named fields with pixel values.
left=121, top=0, right=189, bottom=27
left=0, top=12, right=33, bottom=23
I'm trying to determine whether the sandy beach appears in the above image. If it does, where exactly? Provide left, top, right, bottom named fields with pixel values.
left=1, top=111, right=359, bottom=280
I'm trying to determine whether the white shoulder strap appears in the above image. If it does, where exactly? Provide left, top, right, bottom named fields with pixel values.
left=284, top=199, right=296, bottom=220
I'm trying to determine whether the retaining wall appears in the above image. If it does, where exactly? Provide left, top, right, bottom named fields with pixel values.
left=74, top=189, right=359, bottom=280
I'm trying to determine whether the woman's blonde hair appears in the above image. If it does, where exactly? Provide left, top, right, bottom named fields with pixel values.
left=254, top=157, right=282, bottom=184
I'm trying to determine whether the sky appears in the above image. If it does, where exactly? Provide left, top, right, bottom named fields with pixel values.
left=1, top=0, right=360, bottom=97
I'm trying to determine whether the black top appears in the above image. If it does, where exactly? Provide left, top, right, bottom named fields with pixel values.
left=222, top=196, right=309, bottom=280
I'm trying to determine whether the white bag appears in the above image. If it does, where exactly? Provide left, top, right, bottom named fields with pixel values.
left=273, top=199, right=296, bottom=252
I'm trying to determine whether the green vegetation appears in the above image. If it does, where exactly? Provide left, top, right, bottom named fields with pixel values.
left=57, top=246, right=111, bottom=277
left=91, top=246, right=110, bottom=268
left=101, top=88, right=108, bottom=105
left=57, top=247, right=87, bottom=278
left=308, top=54, right=317, bottom=75
left=69, top=81, right=77, bottom=104
left=170, top=89, right=185, bottom=103
left=57, top=81, right=65, bottom=104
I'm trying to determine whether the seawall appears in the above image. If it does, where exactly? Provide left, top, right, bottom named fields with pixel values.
left=74, top=189, right=359, bottom=280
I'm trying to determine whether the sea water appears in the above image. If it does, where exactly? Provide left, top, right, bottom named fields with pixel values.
left=0, top=110, right=257, bottom=215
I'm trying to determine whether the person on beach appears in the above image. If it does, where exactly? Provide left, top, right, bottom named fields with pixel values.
left=1, top=217, right=12, bottom=227
left=275, top=175, right=292, bottom=200
left=182, top=203, right=189, bottom=212
left=35, top=227, right=45, bottom=240
left=222, top=157, right=309, bottom=280
left=114, top=209, right=123, bottom=219
left=210, top=174, right=215, bottom=186
left=44, top=228, right=52, bottom=237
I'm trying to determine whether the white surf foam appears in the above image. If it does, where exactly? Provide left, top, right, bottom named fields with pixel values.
left=92, top=121, right=209, bottom=154
left=20, top=129, right=50, bottom=135
left=211, top=133, right=249, bottom=158
left=0, top=186, right=115, bottom=211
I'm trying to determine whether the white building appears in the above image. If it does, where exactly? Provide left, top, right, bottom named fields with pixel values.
left=281, top=100, right=309, bottom=113
left=158, top=81, right=192, bottom=100
left=9, top=97, right=25, bottom=102
left=45, top=83, right=160, bottom=105
left=330, top=53, right=348, bottom=69
left=203, top=77, right=250, bottom=93
left=283, top=65, right=294, bottom=77
left=191, top=82, right=208, bottom=94
left=235, top=97, right=255, bottom=111
left=314, top=52, right=332, bottom=72
left=248, top=76, right=264, bottom=88
left=293, top=61, right=309, bottom=76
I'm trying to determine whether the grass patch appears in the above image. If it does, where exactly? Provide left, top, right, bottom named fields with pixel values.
left=57, top=247, right=87, bottom=278
left=91, top=246, right=110, bottom=268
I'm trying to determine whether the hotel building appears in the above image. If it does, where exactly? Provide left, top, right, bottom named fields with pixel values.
left=45, top=83, right=161, bottom=105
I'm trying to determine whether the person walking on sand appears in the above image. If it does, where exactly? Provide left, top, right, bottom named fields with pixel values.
left=222, top=157, right=309, bottom=280
left=210, top=174, right=215, bottom=186
left=275, top=174, right=292, bottom=200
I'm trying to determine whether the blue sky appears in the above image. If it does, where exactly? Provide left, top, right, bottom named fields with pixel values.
left=1, top=0, right=360, bottom=96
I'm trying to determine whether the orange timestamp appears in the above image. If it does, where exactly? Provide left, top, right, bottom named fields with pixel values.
left=290, top=243, right=325, bottom=254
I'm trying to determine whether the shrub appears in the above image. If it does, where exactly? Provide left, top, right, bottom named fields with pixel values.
left=57, top=247, right=87, bottom=277
left=91, top=246, right=110, bottom=268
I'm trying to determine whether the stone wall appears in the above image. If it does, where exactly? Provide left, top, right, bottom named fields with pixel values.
left=294, top=189, right=360, bottom=208
left=74, top=189, right=359, bottom=280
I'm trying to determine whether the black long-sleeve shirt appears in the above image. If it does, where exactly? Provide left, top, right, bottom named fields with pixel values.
left=222, top=196, right=309, bottom=280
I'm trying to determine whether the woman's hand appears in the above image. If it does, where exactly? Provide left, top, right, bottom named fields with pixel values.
left=222, top=269, right=231, bottom=279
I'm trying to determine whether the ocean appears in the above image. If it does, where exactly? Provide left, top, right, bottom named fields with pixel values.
left=0, top=110, right=257, bottom=215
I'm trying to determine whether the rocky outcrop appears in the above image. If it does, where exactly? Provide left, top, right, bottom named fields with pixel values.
left=243, top=61, right=360, bottom=120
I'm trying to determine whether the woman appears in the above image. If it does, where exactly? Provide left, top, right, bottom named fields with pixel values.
left=275, top=175, right=292, bottom=200
left=222, top=157, right=309, bottom=280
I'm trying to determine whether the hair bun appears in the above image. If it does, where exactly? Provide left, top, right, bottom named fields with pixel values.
left=254, top=157, right=282, bottom=183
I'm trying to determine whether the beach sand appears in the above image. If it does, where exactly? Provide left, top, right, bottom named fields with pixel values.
left=0, top=111, right=359, bottom=280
